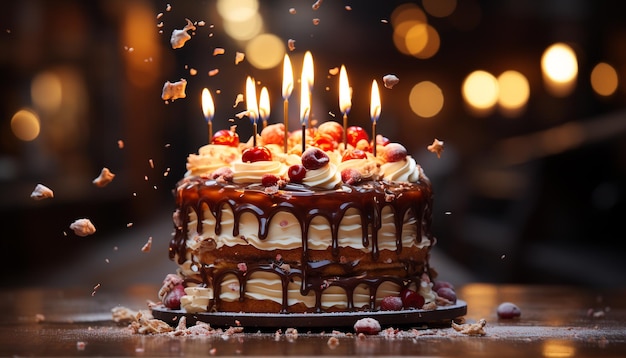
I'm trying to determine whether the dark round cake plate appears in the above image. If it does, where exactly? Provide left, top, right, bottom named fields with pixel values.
left=152, top=300, right=467, bottom=330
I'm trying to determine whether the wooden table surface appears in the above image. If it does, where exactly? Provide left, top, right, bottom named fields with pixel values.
left=1, top=284, right=624, bottom=357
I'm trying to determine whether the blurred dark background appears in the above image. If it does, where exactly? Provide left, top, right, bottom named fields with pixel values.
left=1, top=0, right=625, bottom=290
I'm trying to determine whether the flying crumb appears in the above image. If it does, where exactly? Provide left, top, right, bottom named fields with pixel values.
left=312, top=0, right=323, bottom=10
left=148, top=159, right=154, bottom=169
left=166, top=4, right=171, bottom=12
left=127, top=222, right=133, bottom=228
left=92, top=283, right=101, bottom=296
left=235, top=52, right=245, bottom=64
left=233, top=93, right=244, bottom=107
left=312, top=18, right=320, bottom=25
left=170, top=18, right=195, bottom=49
left=189, top=68, right=197, bottom=76
left=142, top=237, right=153, bottom=252
left=30, top=184, right=54, bottom=200
left=427, top=138, right=444, bottom=158
left=117, top=139, right=124, bottom=149
left=288, top=39, right=296, bottom=51
left=197, top=21, right=205, bottom=26
left=93, top=167, right=115, bottom=187
left=70, top=218, right=96, bottom=237
left=382, top=74, right=400, bottom=89
left=345, top=6, right=352, bottom=11
left=328, top=67, right=339, bottom=75
left=161, top=79, right=187, bottom=101
left=208, top=69, right=219, bottom=76
left=381, top=19, right=389, bottom=23
left=213, top=47, right=225, bottom=56
left=156, top=12, right=163, bottom=20
left=289, top=8, right=296, bottom=14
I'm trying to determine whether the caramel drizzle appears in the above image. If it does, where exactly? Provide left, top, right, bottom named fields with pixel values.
left=169, top=178, right=433, bottom=312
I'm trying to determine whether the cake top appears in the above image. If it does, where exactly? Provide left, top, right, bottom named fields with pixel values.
left=185, top=121, right=427, bottom=190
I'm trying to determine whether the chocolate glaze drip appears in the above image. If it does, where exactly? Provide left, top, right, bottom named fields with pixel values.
left=169, top=176, right=434, bottom=313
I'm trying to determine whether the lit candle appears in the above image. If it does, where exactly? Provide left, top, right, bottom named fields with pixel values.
left=282, top=54, right=293, bottom=153
left=300, top=58, right=313, bottom=154
left=202, top=88, right=215, bottom=143
left=302, top=51, right=314, bottom=128
left=259, top=86, right=270, bottom=129
left=339, top=65, right=351, bottom=150
left=370, top=79, right=381, bottom=157
left=245, top=76, right=259, bottom=147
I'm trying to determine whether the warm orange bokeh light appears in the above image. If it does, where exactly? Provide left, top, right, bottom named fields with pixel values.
left=591, top=62, right=618, bottom=97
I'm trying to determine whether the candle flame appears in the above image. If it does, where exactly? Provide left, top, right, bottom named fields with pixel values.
left=282, top=54, right=293, bottom=100
left=339, top=65, right=351, bottom=115
left=245, top=76, right=258, bottom=123
left=300, top=70, right=310, bottom=125
left=202, top=88, right=214, bottom=123
left=303, top=51, right=314, bottom=91
left=259, top=86, right=270, bottom=121
left=370, top=79, right=381, bottom=122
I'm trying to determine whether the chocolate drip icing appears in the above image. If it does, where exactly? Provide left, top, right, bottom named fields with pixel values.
left=169, top=176, right=434, bottom=312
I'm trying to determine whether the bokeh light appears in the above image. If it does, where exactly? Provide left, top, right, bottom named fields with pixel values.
left=223, top=13, right=263, bottom=41
left=462, top=70, right=498, bottom=112
left=31, top=71, right=62, bottom=114
left=245, top=33, right=285, bottom=69
left=541, top=42, right=578, bottom=97
left=11, top=109, right=41, bottom=141
left=590, top=62, right=618, bottom=97
left=497, top=70, right=530, bottom=117
left=423, top=0, right=457, bottom=18
left=408, top=81, right=444, bottom=118
left=217, top=0, right=258, bottom=22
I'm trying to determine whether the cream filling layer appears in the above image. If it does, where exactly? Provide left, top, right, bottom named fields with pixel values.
left=218, top=272, right=404, bottom=310
left=185, top=205, right=429, bottom=252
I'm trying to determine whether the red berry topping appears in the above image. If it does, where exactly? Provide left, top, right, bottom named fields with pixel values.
left=163, top=284, right=185, bottom=310
left=340, top=168, right=362, bottom=185
left=379, top=296, right=403, bottom=311
left=436, top=287, right=457, bottom=304
left=401, top=288, right=425, bottom=309
left=346, top=126, right=369, bottom=148
left=301, top=147, right=329, bottom=170
left=383, top=143, right=408, bottom=162
left=261, top=174, right=280, bottom=187
left=287, top=164, right=306, bottom=183
left=317, top=121, right=343, bottom=142
left=312, top=133, right=335, bottom=151
left=353, top=317, right=381, bottom=335
left=497, top=302, right=521, bottom=319
left=211, top=129, right=240, bottom=147
left=242, top=146, right=272, bottom=163
left=432, top=280, right=454, bottom=292
left=376, top=134, right=390, bottom=147
left=341, top=149, right=367, bottom=162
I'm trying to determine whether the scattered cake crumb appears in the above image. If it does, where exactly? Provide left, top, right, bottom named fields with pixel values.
left=382, top=74, right=400, bottom=89
left=213, top=47, right=225, bottom=56
left=141, top=237, right=153, bottom=252
left=93, top=167, right=116, bottom=187
left=327, top=336, right=339, bottom=348
left=235, top=52, right=245, bottom=64
left=452, top=319, right=487, bottom=336
left=162, top=79, right=187, bottom=102
left=69, top=218, right=96, bottom=237
left=35, top=313, right=45, bottom=323
left=288, top=39, right=296, bottom=51
left=427, top=138, right=444, bottom=158
left=30, top=184, right=54, bottom=200
left=117, top=139, right=124, bottom=149
left=170, top=18, right=195, bottom=49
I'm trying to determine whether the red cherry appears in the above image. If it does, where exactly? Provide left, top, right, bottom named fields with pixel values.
left=432, top=280, right=454, bottom=292
left=287, top=164, right=306, bottom=183
left=341, top=168, right=362, bottom=185
left=317, top=121, right=343, bottom=142
left=497, top=302, right=521, bottom=319
left=242, top=146, right=272, bottom=163
left=376, top=134, right=390, bottom=147
left=436, top=287, right=457, bottom=304
left=261, top=174, right=280, bottom=187
left=400, top=288, right=425, bottom=309
left=163, top=284, right=185, bottom=310
left=379, top=296, right=403, bottom=311
left=312, top=133, right=335, bottom=151
left=301, top=147, right=330, bottom=170
left=341, top=149, right=367, bottom=162
left=212, top=129, right=240, bottom=147
left=346, top=126, right=369, bottom=148
left=383, top=143, right=408, bottom=162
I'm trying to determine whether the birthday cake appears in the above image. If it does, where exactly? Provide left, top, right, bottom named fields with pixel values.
left=157, top=121, right=456, bottom=314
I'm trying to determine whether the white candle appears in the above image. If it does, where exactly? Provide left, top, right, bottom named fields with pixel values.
left=259, top=86, right=270, bottom=129
left=370, top=79, right=381, bottom=157
left=339, top=65, right=351, bottom=150
left=245, top=76, right=259, bottom=146
left=202, top=88, right=214, bottom=143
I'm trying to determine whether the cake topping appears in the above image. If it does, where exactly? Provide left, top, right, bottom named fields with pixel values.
left=241, top=146, right=272, bottom=163
left=30, top=183, right=54, bottom=200
left=69, top=218, right=96, bottom=237
left=301, top=147, right=329, bottom=170
left=212, top=129, right=239, bottom=146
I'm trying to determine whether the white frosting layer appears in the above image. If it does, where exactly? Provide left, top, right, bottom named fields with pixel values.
left=186, top=144, right=239, bottom=176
